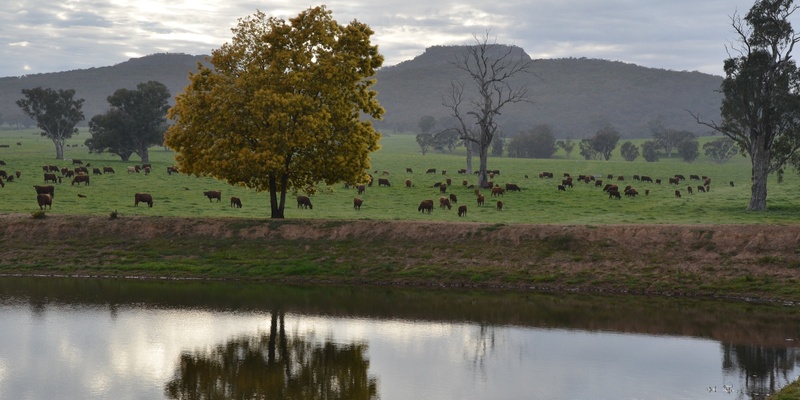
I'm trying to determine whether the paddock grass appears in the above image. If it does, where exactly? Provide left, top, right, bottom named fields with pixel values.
left=1, top=129, right=798, bottom=224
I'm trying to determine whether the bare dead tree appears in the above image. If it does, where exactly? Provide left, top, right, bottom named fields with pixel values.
left=443, top=32, right=533, bottom=188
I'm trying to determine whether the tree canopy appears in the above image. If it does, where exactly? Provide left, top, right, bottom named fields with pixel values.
left=16, top=87, right=85, bottom=159
left=164, top=6, right=384, bottom=218
left=696, top=0, right=800, bottom=210
left=507, top=125, right=556, bottom=159
left=620, top=141, right=639, bottom=161
left=703, top=137, right=740, bottom=164
left=86, top=81, right=170, bottom=162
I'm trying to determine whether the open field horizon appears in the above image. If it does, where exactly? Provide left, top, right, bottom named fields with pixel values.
left=0, top=128, right=798, bottom=224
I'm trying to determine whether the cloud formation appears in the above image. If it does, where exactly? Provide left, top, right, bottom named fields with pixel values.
left=0, top=0, right=778, bottom=78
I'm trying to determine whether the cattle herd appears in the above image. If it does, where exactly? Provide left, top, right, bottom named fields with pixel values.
left=0, top=155, right=733, bottom=218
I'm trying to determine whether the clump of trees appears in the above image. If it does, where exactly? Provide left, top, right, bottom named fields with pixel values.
left=620, top=141, right=639, bottom=161
left=703, top=137, right=739, bottom=164
left=579, top=126, right=621, bottom=160
left=507, top=125, right=556, bottom=158
left=86, top=81, right=170, bottom=162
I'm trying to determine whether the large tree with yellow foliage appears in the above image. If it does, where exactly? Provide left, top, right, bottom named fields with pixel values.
left=165, top=6, right=383, bottom=218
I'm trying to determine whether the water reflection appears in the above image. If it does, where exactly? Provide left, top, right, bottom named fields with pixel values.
left=164, top=311, right=378, bottom=400
left=0, top=277, right=799, bottom=399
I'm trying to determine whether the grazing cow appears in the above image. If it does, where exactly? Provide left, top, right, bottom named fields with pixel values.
left=645, top=189, right=650, bottom=196
left=439, top=197, right=452, bottom=210
left=71, top=175, right=90, bottom=186
left=426, top=168, right=437, bottom=174
left=406, top=167, right=413, bottom=174
left=439, top=184, right=447, bottom=194
left=617, top=176, right=624, bottom=181
left=477, top=194, right=485, bottom=206
left=378, top=178, right=391, bottom=187
left=442, top=170, right=448, bottom=175
left=93, top=167, right=102, bottom=175
left=703, top=178, right=711, bottom=186
left=496, top=200, right=503, bottom=211
left=144, top=167, right=151, bottom=175
left=491, top=187, right=505, bottom=197
left=357, top=184, right=366, bottom=195
left=462, top=180, right=468, bottom=186
left=127, top=166, right=137, bottom=173
left=72, top=159, right=82, bottom=165
left=34, top=185, right=55, bottom=197
left=446, top=178, right=452, bottom=186
left=418, top=199, right=434, bottom=213
left=608, top=190, right=621, bottom=199
left=668, top=177, right=680, bottom=185
left=458, top=205, right=467, bottom=217
left=405, top=179, right=412, bottom=188
left=134, top=193, right=154, bottom=207
left=558, top=184, right=566, bottom=191
left=167, top=166, right=179, bottom=175
left=561, top=179, right=573, bottom=188
left=690, top=174, right=700, bottom=180
left=458, top=169, right=467, bottom=174
left=230, top=196, right=242, bottom=208
left=15, top=171, right=20, bottom=178
left=697, top=185, right=706, bottom=193
left=730, top=181, right=735, bottom=187
left=353, top=197, right=363, bottom=210
left=633, top=175, right=640, bottom=181
left=641, top=176, right=653, bottom=183
left=624, top=188, right=638, bottom=197
left=687, top=186, right=693, bottom=194
left=381, top=170, right=389, bottom=176
left=75, top=167, right=88, bottom=174
left=64, top=170, right=75, bottom=178
left=675, top=190, right=682, bottom=198
left=656, top=179, right=662, bottom=185
left=44, top=173, right=58, bottom=183
left=77, top=194, right=87, bottom=198
left=595, top=179, right=603, bottom=187
left=37, top=193, right=52, bottom=210
left=48, top=165, right=59, bottom=172
left=675, top=174, right=686, bottom=180
left=0, top=170, right=6, bottom=179
left=449, top=193, right=458, bottom=203
left=203, top=190, right=222, bottom=202
left=103, top=166, right=115, bottom=174
left=540, top=172, right=554, bottom=178
left=505, top=183, right=521, bottom=192
left=297, top=196, right=313, bottom=209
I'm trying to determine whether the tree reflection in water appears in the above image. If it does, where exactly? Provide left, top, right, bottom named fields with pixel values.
left=722, top=343, right=800, bottom=399
left=164, top=311, right=379, bottom=400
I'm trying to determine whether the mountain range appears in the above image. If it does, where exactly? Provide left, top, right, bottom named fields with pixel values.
left=0, top=47, right=723, bottom=139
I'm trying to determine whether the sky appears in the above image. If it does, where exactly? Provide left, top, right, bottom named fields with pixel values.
left=0, top=0, right=787, bottom=78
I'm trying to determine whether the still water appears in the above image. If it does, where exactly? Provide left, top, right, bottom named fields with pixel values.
left=0, top=277, right=799, bottom=400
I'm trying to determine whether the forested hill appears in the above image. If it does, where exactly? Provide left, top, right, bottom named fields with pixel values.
left=374, top=45, right=723, bottom=138
left=0, top=53, right=207, bottom=127
left=0, top=48, right=723, bottom=138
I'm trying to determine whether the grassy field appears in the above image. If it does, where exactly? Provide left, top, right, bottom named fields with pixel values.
left=1, top=128, right=798, bottom=224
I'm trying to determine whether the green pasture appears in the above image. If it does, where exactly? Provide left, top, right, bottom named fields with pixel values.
left=1, top=129, right=798, bottom=224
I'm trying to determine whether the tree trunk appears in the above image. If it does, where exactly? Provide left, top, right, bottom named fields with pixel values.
left=748, top=135, right=770, bottom=211
left=478, top=139, right=490, bottom=189
left=139, top=146, right=150, bottom=163
left=54, top=138, right=64, bottom=160
left=269, top=175, right=285, bottom=219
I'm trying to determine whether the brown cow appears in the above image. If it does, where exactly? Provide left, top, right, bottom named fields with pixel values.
left=353, top=197, right=363, bottom=210
left=406, top=167, right=413, bottom=173
left=71, top=175, right=90, bottom=186
left=505, top=183, right=521, bottom=192
left=378, top=178, right=391, bottom=187
left=425, top=168, right=436, bottom=174
left=608, top=190, right=621, bottom=199
left=729, top=181, right=735, bottom=187
left=668, top=177, right=680, bottom=185
left=357, top=184, right=366, bottom=195
left=72, top=159, right=82, bottom=165
left=44, top=173, right=58, bottom=183
left=34, top=185, right=55, bottom=197
left=449, top=193, right=458, bottom=203
left=405, top=179, right=412, bottom=188
left=687, top=186, right=693, bottom=194
left=439, top=184, right=447, bottom=194
left=203, top=190, right=222, bottom=202
left=697, top=185, right=705, bottom=193
left=462, top=180, right=468, bottom=186
left=297, top=196, right=313, bottom=209
left=675, top=190, right=682, bottom=198
left=134, top=193, right=153, bottom=207
left=595, top=179, right=603, bottom=187
left=37, top=193, right=52, bottom=209
left=103, top=166, right=115, bottom=174
left=92, top=167, right=102, bottom=175
left=491, top=187, right=505, bottom=197
left=558, top=184, right=566, bottom=191
left=230, top=196, right=242, bottom=208
left=418, top=199, right=434, bottom=213
left=496, top=200, right=503, bottom=211
left=457, top=205, right=467, bottom=217
left=477, top=194, right=485, bottom=206
left=439, top=197, right=452, bottom=210
left=167, top=166, right=179, bottom=175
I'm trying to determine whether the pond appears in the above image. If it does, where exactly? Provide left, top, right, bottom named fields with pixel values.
left=0, top=277, right=798, bottom=399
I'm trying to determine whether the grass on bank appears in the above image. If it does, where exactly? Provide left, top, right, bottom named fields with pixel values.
left=1, top=128, right=799, bottom=224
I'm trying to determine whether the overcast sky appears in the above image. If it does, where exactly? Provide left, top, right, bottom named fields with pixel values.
left=0, top=0, right=785, bottom=78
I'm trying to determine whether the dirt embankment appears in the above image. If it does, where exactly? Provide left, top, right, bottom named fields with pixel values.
left=2, top=214, right=800, bottom=302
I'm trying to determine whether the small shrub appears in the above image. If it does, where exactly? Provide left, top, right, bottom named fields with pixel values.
left=109, top=210, right=119, bottom=219
left=30, top=210, right=47, bottom=219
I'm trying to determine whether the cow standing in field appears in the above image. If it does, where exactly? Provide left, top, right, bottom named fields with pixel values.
left=353, top=197, right=363, bottom=210
left=378, top=178, right=391, bottom=187
left=37, top=194, right=52, bottom=209
left=134, top=193, right=153, bottom=207
left=457, top=205, right=467, bottom=217
left=71, top=175, right=90, bottom=186
left=418, top=199, right=434, bottom=213
left=203, top=190, right=222, bottom=202
left=297, top=196, right=313, bottom=209
left=230, top=196, right=242, bottom=208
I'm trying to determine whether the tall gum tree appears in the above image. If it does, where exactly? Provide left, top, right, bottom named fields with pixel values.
left=443, top=34, right=533, bottom=189
left=695, top=0, right=800, bottom=210
left=165, top=6, right=383, bottom=218
left=16, top=87, right=85, bottom=160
